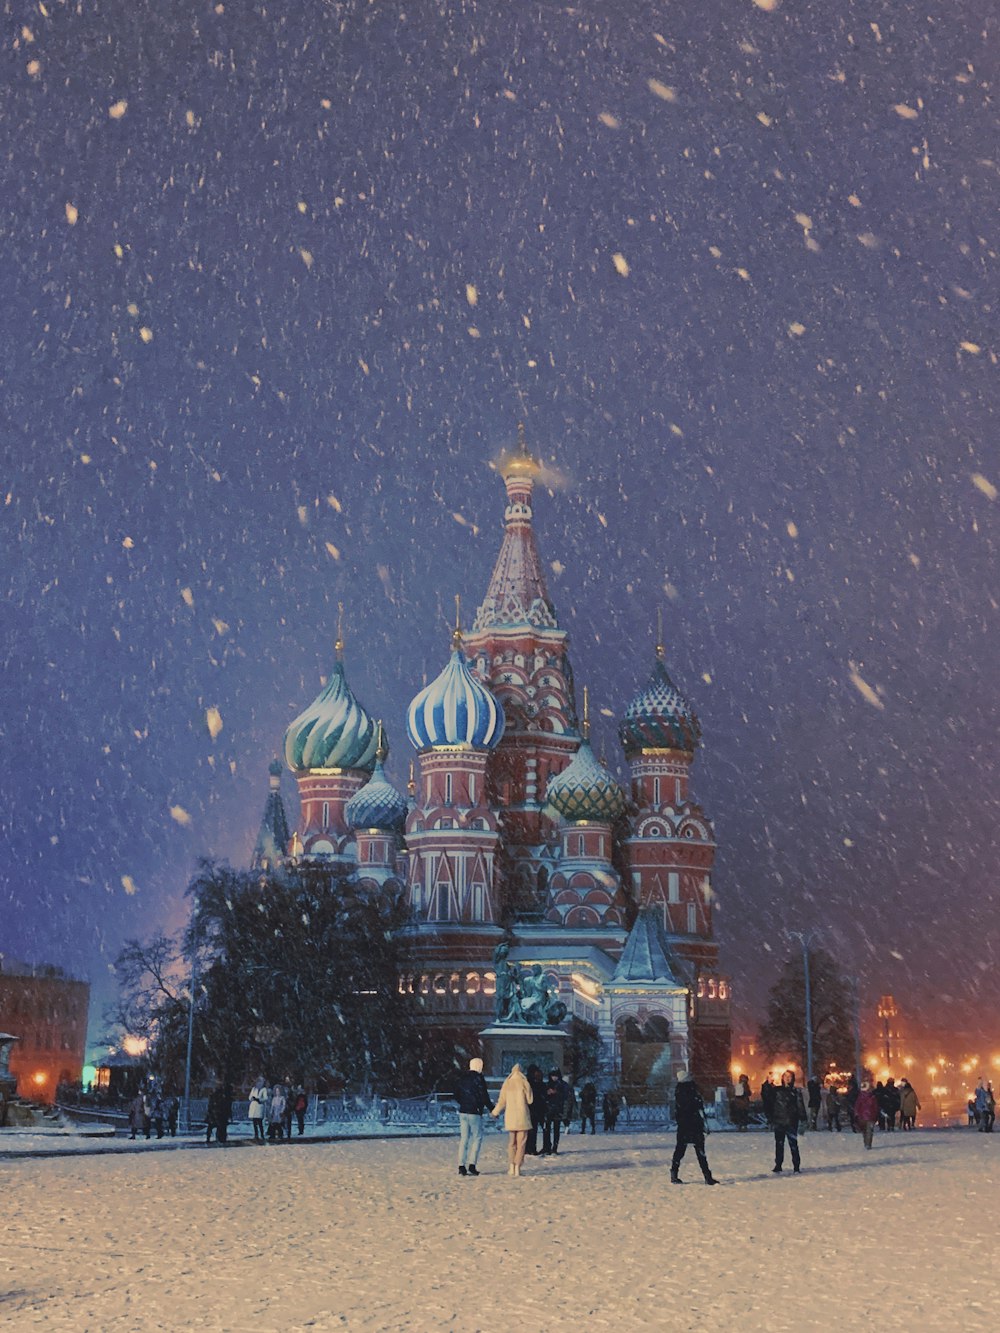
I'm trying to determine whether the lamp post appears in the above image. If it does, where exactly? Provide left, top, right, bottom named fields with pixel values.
left=786, top=929, right=819, bottom=1082
left=181, top=949, right=198, bottom=1135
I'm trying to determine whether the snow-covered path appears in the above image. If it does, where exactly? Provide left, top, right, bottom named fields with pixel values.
left=3, top=1128, right=996, bottom=1331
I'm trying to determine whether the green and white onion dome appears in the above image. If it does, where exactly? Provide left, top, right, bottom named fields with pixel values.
left=344, top=755, right=407, bottom=832
left=406, top=649, right=505, bottom=751
left=284, top=660, right=379, bottom=773
left=545, top=739, right=627, bottom=822
left=619, top=657, right=701, bottom=757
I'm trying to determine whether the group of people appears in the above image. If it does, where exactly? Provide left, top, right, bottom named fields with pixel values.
left=745, top=1072, right=923, bottom=1134
left=127, top=1087, right=179, bottom=1140
left=246, top=1076, right=309, bottom=1143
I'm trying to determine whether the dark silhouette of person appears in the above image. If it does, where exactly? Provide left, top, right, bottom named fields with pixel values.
left=602, top=1089, right=620, bottom=1132
left=760, top=1075, right=777, bottom=1127
left=579, top=1082, right=597, bottom=1134
left=525, top=1065, right=546, bottom=1155
left=670, top=1070, right=717, bottom=1185
left=542, top=1070, right=568, bottom=1155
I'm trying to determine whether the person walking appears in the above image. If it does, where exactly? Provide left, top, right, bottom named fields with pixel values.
left=602, top=1089, right=620, bottom=1132
left=731, top=1073, right=751, bottom=1131
left=542, top=1069, right=568, bottom=1155
left=291, top=1084, right=308, bottom=1136
left=806, top=1076, right=821, bottom=1131
left=205, top=1084, right=227, bottom=1144
left=760, top=1075, right=777, bottom=1128
left=825, top=1083, right=843, bottom=1131
left=984, top=1081, right=996, bottom=1133
left=127, top=1091, right=146, bottom=1141
left=248, top=1075, right=268, bottom=1143
left=165, top=1094, right=179, bottom=1137
left=579, top=1081, right=597, bottom=1135
left=525, top=1064, right=545, bottom=1156
left=854, top=1079, right=880, bottom=1150
left=771, top=1070, right=807, bottom=1174
left=490, top=1062, right=533, bottom=1177
left=882, top=1077, right=900, bottom=1131
left=974, top=1079, right=990, bottom=1131
left=267, top=1083, right=287, bottom=1142
left=452, top=1056, right=493, bottom=1176
left=899, top=1079, right=921, bottom=1130
left=670, top=1069, right=718, bottom=1185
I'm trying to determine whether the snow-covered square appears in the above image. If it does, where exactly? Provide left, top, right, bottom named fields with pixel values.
left=3, top=1127, right=997, bottom=1331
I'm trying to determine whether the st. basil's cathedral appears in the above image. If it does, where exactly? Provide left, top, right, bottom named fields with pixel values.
left=254, top=433, right=731, bottom=1094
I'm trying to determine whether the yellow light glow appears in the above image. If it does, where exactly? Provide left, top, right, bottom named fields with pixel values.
left=122, top=1035, right=148, bottom=1057
left=32, top=1072, right=47, bottom=1086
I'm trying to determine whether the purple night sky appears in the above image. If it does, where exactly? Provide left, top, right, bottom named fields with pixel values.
left=2, top=0, right=998, bottom=1052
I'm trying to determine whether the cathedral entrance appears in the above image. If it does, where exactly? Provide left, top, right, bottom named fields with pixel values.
left=616, top=1015, right=677, bottom=1105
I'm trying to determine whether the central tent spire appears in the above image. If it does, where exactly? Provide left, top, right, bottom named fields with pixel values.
left=472, top=422, right=558, bottom=632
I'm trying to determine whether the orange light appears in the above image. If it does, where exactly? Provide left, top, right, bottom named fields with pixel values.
left=32, top=1072, right=47, bottom=1086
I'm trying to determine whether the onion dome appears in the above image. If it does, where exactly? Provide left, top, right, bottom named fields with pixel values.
left=619, top=633, right=701, bottom=758
left=406, top=608, right=505, bottom=751
left=545, top=688, right=626, bottom=822
left=345, top=725, right=407, bottom=831
left=284, top=614, right=380, bottom=772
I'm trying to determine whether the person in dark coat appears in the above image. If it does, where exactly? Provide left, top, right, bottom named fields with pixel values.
left=854, top=1079, right=880, bottom=1150
left=882, top=1077, right=900, bottom=1131
left=602, top=1089, right=620, bottom=1132
left=205, top=1084, right=231, bottom=1144
left=451, top=1056, right=494, bottom=1176
left=670, top=1070, right=718, bottom=1185
left=806, top=1076, right=821, bottom=1130
left=579, top=1082, right=597, bottom=1134
left=525, top=1065, right=546, bottom=1155
left=771, top=1070, right=807, bottom=1173
left=760, top=1075, right=777, bottom=1127
left=542, top=1069, right=568, bottom=1155
left=165, top=1094, right=179, bottom=1137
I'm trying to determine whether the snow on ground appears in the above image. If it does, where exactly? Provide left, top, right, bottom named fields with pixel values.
left=2, top=1127, right=996, bottom=1332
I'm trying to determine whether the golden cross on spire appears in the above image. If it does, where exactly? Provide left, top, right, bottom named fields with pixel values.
left=335, top=601, right=345, bottom=659
left=376, top=719, right=386, bottom=762
left=451, top=593, right=463, bottom=651
left=582, top=684, right=590, bottom=741
left=656, top=606, right=664, bottom=660
left=517, top=420, right=528, bottom=455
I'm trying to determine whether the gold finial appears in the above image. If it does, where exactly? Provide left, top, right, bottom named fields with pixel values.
left=517, top=420, right=528, bottom=455
left=335, top=601, right=345, bottom=659
left=656, top=606, right=664, bottom=660
left=582, top=685, right=590, bottom=741
left=407, top=758, right=416, bottom=797
left=376, top=720, right=387, bottom=762
left=451, top=593, right=463, bottom=651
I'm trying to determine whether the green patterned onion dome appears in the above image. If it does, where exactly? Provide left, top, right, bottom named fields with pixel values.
left=344, top=756, right=407, bottom=832
left=284, top=660, right=379, bottom=773
left=618, top=657, right=701, bottom=757
left=545, top=739, right=626, bottom=822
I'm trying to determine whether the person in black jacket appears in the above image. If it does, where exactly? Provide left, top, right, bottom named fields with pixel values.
left=542, top=1070, right=568, bottom=1155
left=452, top=1057, right=494, bottom=1176
left=771, top=1070, right=807, bottom=1173
left=670, top=1070, right=718, bottom=1185
left=525, top=1065, right=546, bottom=1155
left=579, top=1082, right=597, bottom=1134
left=760, top=1075, right=777, bottom=1127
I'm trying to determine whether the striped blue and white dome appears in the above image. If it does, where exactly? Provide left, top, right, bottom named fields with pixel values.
left=284, top=660, right=380, bottom=773
left=406, top=650, right=505, bottom=751
left=344, top=756, right=407, bottom=832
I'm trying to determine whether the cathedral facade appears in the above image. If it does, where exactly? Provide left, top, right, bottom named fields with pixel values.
left=258, top=436, right=731, bottom=1095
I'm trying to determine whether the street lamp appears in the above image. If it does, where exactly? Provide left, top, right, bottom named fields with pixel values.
left=786, top=929, right=820, bottom=1082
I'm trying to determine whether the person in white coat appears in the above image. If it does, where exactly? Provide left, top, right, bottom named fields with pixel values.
left=490, top=1062, right=533, bottom=1177
left=248, top=1075, right=268, bottom=1143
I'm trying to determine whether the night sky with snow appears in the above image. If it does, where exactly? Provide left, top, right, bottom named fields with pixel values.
left=3, top=0, right=998, bottom=1048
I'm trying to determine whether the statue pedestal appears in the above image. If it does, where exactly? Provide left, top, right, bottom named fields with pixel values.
left=479, top=1024, right=568, bottom=1084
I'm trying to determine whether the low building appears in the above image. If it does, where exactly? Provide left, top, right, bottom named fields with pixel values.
left=0, top=960, right=90, bottom=1103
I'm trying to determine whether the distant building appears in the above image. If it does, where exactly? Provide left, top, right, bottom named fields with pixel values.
left=256, top=429, right=731, bottom=1094
left=0, top=960, right=90, bottom=1103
